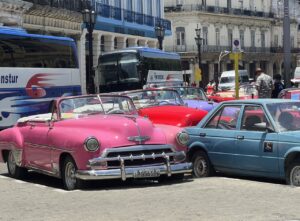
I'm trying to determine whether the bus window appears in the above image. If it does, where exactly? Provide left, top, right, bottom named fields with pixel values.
left=119, top=53, right=139, bottom=82
left=99, top=54, right=118, bottom=85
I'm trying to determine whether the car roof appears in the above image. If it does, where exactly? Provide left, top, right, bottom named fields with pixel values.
left=220, top=99, right=300, bottom=105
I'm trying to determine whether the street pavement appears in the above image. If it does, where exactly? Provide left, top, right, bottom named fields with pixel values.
left=0, top=163, right=300, bottom=221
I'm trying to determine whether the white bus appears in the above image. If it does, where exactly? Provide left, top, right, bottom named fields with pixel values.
left=0, top=27, right=81, bottom=129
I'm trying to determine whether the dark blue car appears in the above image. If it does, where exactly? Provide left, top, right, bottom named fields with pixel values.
left=186, top=99, right=300, bottom=186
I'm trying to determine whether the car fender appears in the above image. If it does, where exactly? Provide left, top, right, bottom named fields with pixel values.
left=0, top=127, right=24, bottom=164
left=283, top=147, right=300, bottom=170
left=187, top=141, right=208, bottom=162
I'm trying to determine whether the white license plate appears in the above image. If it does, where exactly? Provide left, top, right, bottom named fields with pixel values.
left=133, top=169, right=161, bottom=178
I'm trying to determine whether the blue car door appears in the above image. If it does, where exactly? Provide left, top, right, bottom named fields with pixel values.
left=201, top=105, right=242, bottom=170
left=235, top=105, right=279, bottom=174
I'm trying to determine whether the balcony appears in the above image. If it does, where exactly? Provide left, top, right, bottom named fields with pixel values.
left=164, top=4, right=275, bottom=19
left=24, top=1, right=172, bottom=31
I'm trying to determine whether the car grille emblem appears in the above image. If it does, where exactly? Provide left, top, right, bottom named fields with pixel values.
left=128, top=136, right=150, bottom=143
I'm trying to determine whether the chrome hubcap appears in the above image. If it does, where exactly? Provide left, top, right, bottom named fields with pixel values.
left=290, top=166, right=300, bottom=186
left=8, top=151, right=16, bottom=175
left=65, top=162, right=76, bottom=189
left=194, top=156, right=207, bottom=177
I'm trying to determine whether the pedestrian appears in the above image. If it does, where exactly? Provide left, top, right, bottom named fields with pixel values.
left=255, top=68, right=273, bottom=98
left=272, top=74, right=285, bottom=98
left=191, top=81, right=196, bottom=87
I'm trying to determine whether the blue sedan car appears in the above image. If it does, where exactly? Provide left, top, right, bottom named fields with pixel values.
left=186, top=99, right=300, bottom=186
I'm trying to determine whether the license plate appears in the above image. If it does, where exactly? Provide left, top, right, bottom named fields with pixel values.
left=133, top=168, right=160, bottom=178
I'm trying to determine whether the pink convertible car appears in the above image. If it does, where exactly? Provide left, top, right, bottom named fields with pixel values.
left=0, top=95, right=191, bottom=190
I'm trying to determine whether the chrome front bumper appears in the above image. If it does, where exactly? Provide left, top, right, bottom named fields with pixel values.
left=75, top=150, right=192, bottom=181
left=75, top=162, right=192, bottom=180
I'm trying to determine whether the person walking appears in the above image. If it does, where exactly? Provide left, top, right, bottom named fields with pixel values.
left=272, top=74, right=285, bottom=98
left=255, top=68, right=273, bottom=98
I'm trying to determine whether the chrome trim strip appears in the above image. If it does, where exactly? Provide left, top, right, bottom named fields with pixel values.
left=75, top=162, right=192, bottom=181
left=27, top=165, right=60, bottom=178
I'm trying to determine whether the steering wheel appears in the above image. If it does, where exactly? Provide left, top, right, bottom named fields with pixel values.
left=107, top=109, right=126, bottom=114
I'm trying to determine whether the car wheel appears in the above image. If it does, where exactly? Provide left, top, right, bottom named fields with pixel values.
left=7, top=150, right=27, bottom=179
left=286, top=161, right=300, bottom=187
left=192, top=151, right=214, bottom=178
left=62, top=156, right=83, bottom=191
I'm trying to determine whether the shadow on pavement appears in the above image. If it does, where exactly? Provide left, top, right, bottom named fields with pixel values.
left=1, top=170, right=194, bottom=191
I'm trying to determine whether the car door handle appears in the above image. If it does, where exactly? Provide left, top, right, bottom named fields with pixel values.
left=236, top=135, right=244, bottom=140
left=199, top=133, right=206, bottom=137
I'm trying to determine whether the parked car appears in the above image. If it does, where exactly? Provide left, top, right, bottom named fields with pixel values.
left=208, top=84, right=258, bottom=102
left=121, top=89, right=208, bottom=127
left=218, top=70, right=249, bottom=91
left=278, top=88, right=300, bottom=100
left=186, top=99, right=300, bottom=186
left=161, top=86, right=218, bottom=112
left=0, top=94, right=192, bottom=190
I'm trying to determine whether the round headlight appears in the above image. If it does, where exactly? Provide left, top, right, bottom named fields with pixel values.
left=176, top=131, right=190, bottom=146
left=84, top=137, right=100, bottom=152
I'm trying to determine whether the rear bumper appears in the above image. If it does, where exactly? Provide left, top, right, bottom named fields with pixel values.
left=75, top=162, right=192, bottom=180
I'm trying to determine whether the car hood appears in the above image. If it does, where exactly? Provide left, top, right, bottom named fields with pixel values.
left=138, top=105, right=208, bottom=127
left=56, top=114, right=167, bottom=148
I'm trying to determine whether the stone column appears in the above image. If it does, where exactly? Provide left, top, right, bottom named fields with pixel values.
left=208, top=63, right=215, bottom=81
left=266, top=61, right=274, bottom=77
left=93, top=33, right=101, bottom=93
left=117, top=36, right=126, bottom=49
left=104, top=35, right=114, bottom=52
left=244, top=62, right=250, bottom=74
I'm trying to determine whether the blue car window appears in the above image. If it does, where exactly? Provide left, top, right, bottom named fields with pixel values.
left=241, top=106, right=267, bottom=131
left=205, top=105, right=241, bottom=130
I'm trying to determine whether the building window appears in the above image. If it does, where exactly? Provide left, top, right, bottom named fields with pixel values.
left=261, top=32, right=265, bottom=48
left=126, top=39, right=129, bottom=47
left=203, top=27, right=208, bottom=46
left=216, top=28, right=220, bottom=46
left=176, top=27, right=185, bottom=46
left=147, top=0, right=153, bottom=15
left=274, top=35, right=278, bottom=47
left=114, top=37, right=118, bottom=49
left=114, top=0, right=121, bottom=7
left=239, top=30, right=244, bottom=48
left=156, top=0, right=161, bottom=18
left=251, top=30, right=255, bottom=47
left=291, top=36, right=294, bottom=48
left=227, top=0, right=231, bottom=9
left=101, top=36, right=105, bottom=51
left=127, top=0, right=133, bottom=11
left=137, top=0, right=144, bottom=13
left=228, top=29, right=233, bottom=47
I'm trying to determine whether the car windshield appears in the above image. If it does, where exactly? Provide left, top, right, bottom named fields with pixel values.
left=267, top=102, right=300, bottom=131
left=58, top=95, right=137, bottom=119
left=124, top=89, right=184, bottom=109
left=220, top=76, right=235, bottom=84
left=172, top=87, right=207, bottom=101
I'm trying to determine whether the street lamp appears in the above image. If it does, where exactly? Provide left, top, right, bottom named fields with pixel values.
left=216, top=50, right=230, bottom=91
left=82, top=3, right=96, bottom=94
left=155, top=24, right=165, bottom=50
left=195, top=25, right=205, bottom=88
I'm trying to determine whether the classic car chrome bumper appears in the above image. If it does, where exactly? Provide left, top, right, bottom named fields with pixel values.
left=75, top=163, right=192, bottom=180
left=75, top=150, right=192, bottom=181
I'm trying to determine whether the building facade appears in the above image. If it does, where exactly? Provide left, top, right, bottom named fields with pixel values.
left=0, top=0, right=169, bottom=93
left=164, top=0, right=300, bottom=85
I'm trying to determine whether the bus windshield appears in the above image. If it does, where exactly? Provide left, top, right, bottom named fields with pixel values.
left=0, top=27, right=81, bottom=129
left=97, top=48, right=182, bottom=93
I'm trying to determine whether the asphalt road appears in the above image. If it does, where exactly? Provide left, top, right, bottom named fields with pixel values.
left=0, top=163, right=300, bottom=221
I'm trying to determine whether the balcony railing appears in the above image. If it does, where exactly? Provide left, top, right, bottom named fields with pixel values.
left=164, top=4, right=275, bottom=19
left=24, top=1, right=171, bottom=31
left=165, top=44, right=299, bottom=54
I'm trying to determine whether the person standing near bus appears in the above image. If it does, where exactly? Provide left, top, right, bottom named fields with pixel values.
left=272, top=74, right=285, bottom=98
left=255, top=68, right=273, bottom=98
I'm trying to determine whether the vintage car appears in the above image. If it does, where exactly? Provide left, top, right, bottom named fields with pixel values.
left=162, top=86, right=218, bottom=112
left=0, top=95, right=192, bottom=190
left=278, top=87, right=300, bottom=100
left=186, top=99, right=300, bottom=186
left=121, top=89, right=208, bottom=127
left=208, top=84, right=258, bottom=103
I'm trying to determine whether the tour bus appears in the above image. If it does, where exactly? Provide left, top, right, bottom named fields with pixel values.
left=97, top=47, right=183, bottom=92
left=0, top=27, right=81, bottom=129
